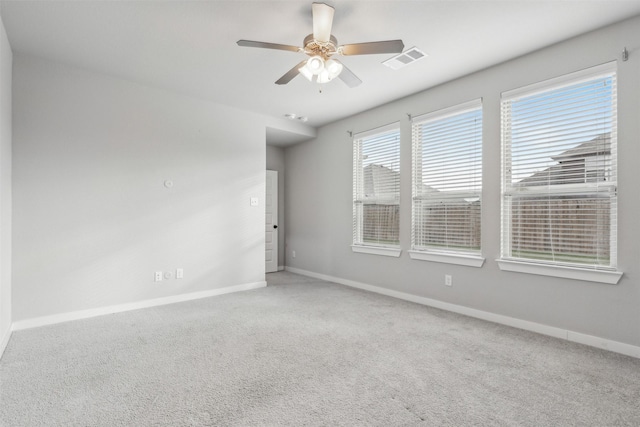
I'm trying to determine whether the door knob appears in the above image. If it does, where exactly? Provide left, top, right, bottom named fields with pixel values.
left=273, top=225, right=278, bottom=229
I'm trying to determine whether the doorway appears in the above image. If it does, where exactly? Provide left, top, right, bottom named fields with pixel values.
left=265, top=170, right=278, bottom=273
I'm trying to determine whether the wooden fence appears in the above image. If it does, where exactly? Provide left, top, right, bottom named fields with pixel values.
left=510, top=196, right=611, bottom=262
left=362, top=204, right=400, bottom=244
left=362, top=197, right=610, bottom=265
left=413, top=202, right=481, bottom=250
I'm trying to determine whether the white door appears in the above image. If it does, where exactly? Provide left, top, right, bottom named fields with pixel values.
left=265, top=170, right=278, bottom=273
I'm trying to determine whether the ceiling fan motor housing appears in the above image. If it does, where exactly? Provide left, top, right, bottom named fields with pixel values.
left=303, top=34, right=338, bottom=60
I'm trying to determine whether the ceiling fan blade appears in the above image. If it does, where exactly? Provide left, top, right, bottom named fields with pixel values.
left=341, top=40, right=405, bottom=56
left=334, top=60, right=362, bottom=88
left=275, top=60, right=308, bottom=85
left=237, top=40, right=300, bottom=53
left=312, top=2, right=334, bottom=42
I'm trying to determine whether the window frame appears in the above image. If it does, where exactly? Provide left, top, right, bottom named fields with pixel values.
left=409, top=99, right=485, bottom=267
left=498, top=62, right=622, bottom=284
left=352, top=122, right=402, bottom=257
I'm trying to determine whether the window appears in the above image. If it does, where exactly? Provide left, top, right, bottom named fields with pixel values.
left=352, top=123, right=401, bottom=256
left=410, top=100, right=483, bottom=266
left=500, top=63, right=620, bottom=283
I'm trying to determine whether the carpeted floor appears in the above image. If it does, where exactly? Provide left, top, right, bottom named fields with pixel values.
left=1, top=271, right=639, bottom=426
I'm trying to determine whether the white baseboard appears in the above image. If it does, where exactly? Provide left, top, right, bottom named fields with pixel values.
left=278, top=265, right=285, bottom=271
left=0, top=327, right=11, bottom=360
left=285, top=266, right=640, bottom=359
left=12, top=281, right=267, bottom=331
left=566, top=330, right=640, bottom=358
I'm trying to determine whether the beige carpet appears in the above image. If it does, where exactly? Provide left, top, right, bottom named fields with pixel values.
left=1, top=271, right=639, bottom=426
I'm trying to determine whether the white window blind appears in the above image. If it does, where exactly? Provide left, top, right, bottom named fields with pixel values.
left=411, top=100, right=482, bottom=254
left=353, top=123, right=401, bottom=248
left=501, top=63, right=617, bottom=270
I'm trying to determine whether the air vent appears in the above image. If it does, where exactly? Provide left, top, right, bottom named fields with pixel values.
left=382, top=47, right=427, bottom=70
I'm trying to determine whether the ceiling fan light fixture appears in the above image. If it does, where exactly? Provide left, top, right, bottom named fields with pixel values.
left=306, top=56, right=325, bottom=75
left=299, top=56, right=325, bottom=81
left=298, top=63, right=315, bottom=81
left=325, top=59, right=343, bottom=78
left=317, top=59, right=343, bottom=83
left=298, top=61, right=316, bottom=82
left=317, top=69, right=332, bottom=84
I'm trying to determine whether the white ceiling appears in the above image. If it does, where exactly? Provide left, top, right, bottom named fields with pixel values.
left=2, top=1, right=640, bottom=146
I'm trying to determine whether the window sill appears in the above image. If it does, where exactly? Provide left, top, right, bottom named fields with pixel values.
left=409, top=250, right=485, bottom=267
left=497, top=259, right=622, bottom=284
left=351, top=245, right=402, bottom=258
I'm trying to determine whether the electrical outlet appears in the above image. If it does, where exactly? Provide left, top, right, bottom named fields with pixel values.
left=292, top=250, right=296, bottom=258
left=155, top=271, right=163, bottom=282
left=445, top=274, right=452, bottom=286
left=176, top=268, right=184, bottom=279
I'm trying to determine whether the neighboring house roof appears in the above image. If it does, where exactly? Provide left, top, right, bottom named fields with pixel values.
left=551, top=133, right=611, bottom=161
left=516, top=133, right=611, bottom=187
left=363, top=164, right=400, bottom=198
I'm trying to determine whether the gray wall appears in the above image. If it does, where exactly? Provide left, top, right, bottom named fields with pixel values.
left=0, top=14, right=12, bottom=349
left=266, top=145, right=285, bottom=269
left=285, top=16, right=640, bottom=347
left=12, top=55, right=268, bottom=321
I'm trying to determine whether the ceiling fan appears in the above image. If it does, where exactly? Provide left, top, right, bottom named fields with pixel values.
left=237, top=2, right=404, bottom=87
